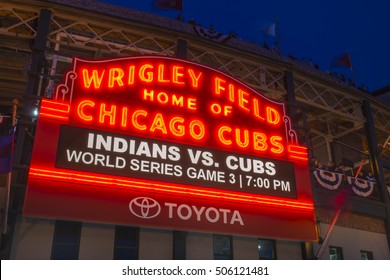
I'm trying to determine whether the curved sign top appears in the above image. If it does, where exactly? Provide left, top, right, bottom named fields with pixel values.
left=54, top=56, right=302, bottom=160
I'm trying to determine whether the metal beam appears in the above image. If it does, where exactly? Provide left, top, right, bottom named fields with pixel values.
left=362, top=100, right=390, bottom=252
left=1, top=8, right=52, bottom=260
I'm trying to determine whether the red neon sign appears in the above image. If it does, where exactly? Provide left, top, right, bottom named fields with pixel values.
left=24, top=56, right=316, bottom=241
left=47, top=57, right=306, bottom=158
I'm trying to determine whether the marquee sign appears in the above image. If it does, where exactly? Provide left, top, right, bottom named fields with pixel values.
left=24, top=56, right=317, bottom=240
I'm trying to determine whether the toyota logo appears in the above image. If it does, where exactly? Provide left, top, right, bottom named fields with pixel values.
left=129, top=197, right=161, bottom=219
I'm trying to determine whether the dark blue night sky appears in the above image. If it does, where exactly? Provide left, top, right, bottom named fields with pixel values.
left=104, top=0, right=389, bottom=92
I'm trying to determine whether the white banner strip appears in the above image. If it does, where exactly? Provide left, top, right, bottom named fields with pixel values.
left=1, top=260, right=387, bottom=280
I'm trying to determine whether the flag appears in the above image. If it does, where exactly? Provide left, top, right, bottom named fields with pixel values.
left=0, top=133, right=13, bottom=173
left=0, top=114, right=14, bottom=173
left=331, top=53, right=352, bottom=68
left=0, top=115, right=12, bottom=136
left=155, top=0, right=183, bottom=10
left=263, top=23, right=276, bottom=37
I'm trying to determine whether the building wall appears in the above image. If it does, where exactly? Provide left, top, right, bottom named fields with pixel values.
left=316, top=208, right=386, bottom=234
left=232, top=236, right=259, bottom=259
left=139, top=228, right=173, bottom=260
left=10, top=217, right=55, bottom=259
left=316, top=223, right=390, bottom=260
left=276, top=240, right=302, bottom=260
left=10, top=216, right=389, bottom=259
left=186, top=232, right=213, bottom=260
left=79, top=222, right=115, bottom=260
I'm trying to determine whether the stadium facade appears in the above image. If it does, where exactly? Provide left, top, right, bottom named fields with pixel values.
left=1, top=0, right=390, bottom=260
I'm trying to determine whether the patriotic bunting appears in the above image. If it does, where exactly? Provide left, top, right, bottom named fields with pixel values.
left=347, top=177, right=375, bottom=197
left=192, top=26, right=231, bottom=43
left=313, top=169, right=344, bottom=190
left=313, top=168, right=376, bottom=198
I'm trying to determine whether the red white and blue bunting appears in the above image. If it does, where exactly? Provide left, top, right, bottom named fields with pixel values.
left=347, top=177, right=375, bottom=197
left=313, top=168, right=376, bottom=197
left=192, top=26, right=231, bottom=43
left=313, top=169, right=344, bottom=190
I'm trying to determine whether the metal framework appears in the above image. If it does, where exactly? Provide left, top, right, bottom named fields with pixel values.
left=1, top=0, right=390, bottom=259
left=1, top=1, right=388, bottom=144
